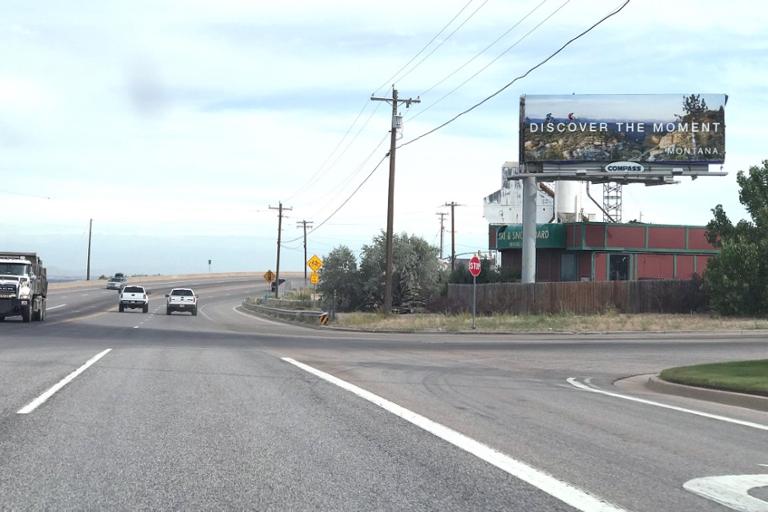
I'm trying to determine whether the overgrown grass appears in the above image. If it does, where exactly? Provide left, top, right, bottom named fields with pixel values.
left=660, top=360, right=768, bottom=396
left=333, top=312, right=768, bottom=333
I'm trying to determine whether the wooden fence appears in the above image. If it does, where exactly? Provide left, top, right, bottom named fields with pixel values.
left=442, top=280, right=706, bottom=315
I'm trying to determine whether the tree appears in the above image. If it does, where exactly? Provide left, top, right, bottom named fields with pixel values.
left=705, top=160, right=768, bottom=315
left=317, top=245, right=362, bottom=312
left=358, top=232, right=441, bottom=311
left=682, top=94, right=708, bottom=116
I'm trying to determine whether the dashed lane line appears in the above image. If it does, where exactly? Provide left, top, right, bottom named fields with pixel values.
left=17, top=349, right=112, bottom=414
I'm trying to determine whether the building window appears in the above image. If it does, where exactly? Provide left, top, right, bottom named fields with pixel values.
left=609, top=254, right=630, bottom=281
left=561, top=253, right=577, bottom=281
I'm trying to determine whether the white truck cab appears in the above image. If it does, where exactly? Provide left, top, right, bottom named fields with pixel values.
left=165, top=288, right=198, bottom=316
left=119, top=285, right=149, bottom=313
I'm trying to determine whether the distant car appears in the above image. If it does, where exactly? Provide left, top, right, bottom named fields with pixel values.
left=119, top=285, right=149, bottom=313
left=106, top=275, right=128, bottom=290
left=165, top=288, right=198, bottom=316
left=270, top=278, right=286, bottom=292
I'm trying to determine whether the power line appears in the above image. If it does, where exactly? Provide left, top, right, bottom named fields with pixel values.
left=307, top=132, right=389, bottom=220
left=415, top=0, right=548, bottom=99
left=372, top=0, right=476, bottom=95
left=283, top=154, right=389, bottom=244
left=399, top=0, right=631, bottom=148
left=286, top=101, right=384, bottom=203
left=390, top=0, right=491, bottom=87
left=411, top=0, right=571, bottom=121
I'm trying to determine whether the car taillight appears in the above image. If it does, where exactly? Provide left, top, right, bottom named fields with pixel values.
left=143, top=294, right=147, bottom=299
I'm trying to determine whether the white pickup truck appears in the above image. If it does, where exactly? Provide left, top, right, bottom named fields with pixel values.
left=119, top=285, right=149, bottom=313
left=165, top=288, right=198, bottom=316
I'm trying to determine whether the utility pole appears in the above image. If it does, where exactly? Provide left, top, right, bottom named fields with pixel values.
left=86, top=218, right=93, bottom=280
left=269, top=202, right=292, bottom=298
left=371, top=85, right=420, bottom=313
left=296, top=219, right=313, bottom=286
left=444, top=202, right=461, bottom=271
left=436, top=212, right=447, bottom=260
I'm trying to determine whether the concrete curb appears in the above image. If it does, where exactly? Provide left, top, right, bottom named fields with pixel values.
left=645, top=375, right=768, bottom=412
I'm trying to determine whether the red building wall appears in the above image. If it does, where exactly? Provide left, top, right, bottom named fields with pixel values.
left=676, top=255, right=696, bottom=279
left=606, top=226, right=645, bottom=248
left=594, top=253, right=607, bottom=281
left=648, top=227, right=686, bottom=249
left=585, top=225, right=604, bottom=248
left=688, top=228, right=716, bottom=250
left=637, top=254, right=675, bottom=279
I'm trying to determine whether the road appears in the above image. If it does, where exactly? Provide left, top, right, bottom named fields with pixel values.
left=1, top=276, right=766, bottom=511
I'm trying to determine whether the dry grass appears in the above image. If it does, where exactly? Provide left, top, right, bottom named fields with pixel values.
left=333, top=311, right=768, bottom=333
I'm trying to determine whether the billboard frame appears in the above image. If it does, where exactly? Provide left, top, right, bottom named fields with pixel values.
left=518, top=94, right=727, bottom=180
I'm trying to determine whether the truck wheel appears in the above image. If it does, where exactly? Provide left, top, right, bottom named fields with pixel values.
left=21, top=304, right=31, bottom=323
left=192, top=307, right=197, bottom=316
left=40, top=300, right=46, bottom=321
left=119, top=304, right=124, bottom=313
left=166, top=308, right=171, bottom=315
left=0, top=316, right=5, bottom=322
left=143, top=304, right=149, bottom=313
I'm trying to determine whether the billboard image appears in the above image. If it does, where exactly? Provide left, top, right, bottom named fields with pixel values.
left=521, top=94, right=726, bottom=164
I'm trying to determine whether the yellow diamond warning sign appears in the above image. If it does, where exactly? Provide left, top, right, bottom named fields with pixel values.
left=307, top=254, right=323, bottom=272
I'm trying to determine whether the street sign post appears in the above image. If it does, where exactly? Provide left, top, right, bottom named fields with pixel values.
left=307, top=255, right=323, bottom=273
left=469, top=255, right=481, bottom=330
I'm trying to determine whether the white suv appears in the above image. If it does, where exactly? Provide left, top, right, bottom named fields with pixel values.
left=165, top=288, right=198, bottom=316
left=119, top=285, right=149, bottom=313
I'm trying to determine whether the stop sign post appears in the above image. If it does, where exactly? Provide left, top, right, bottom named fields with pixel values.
left=469, top=255, right=481, bottom=329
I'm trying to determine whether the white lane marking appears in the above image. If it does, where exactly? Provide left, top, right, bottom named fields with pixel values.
left=17, top=349, right=112, bottom=414
left=47, top=304, right=66, bottom=311
left=231, top=305, right=289, bottom=327
left=566, top=378, right=768, bottom=432
left=684, top=474, right=768, bottom=511
left=283, top=357, right=629, bottom=512
left=198, top=305, right=215, bottom=322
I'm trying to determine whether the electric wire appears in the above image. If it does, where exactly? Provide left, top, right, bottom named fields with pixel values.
left=389, top=0, right=491, bottom=88
left=410, top=0, right=570, bottom=121
left=282, top=0, right=629, bottom=243
left=284, top=100, right=371, bottom=203
left=398, top=0, right=631, bottom=148
left=308, top=132, right=390, bottom=220
left=416, top=0, right=548, bottom=99
left=286, top=101, right=384, bottom=203
left=282, top=154, right=389, bottom=244
left=372, top=0, right=476, bottom=96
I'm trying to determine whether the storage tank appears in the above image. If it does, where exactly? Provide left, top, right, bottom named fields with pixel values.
left=555, top=181, right=581, bottom=222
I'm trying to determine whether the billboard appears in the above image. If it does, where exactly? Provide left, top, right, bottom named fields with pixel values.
left=521, top=94, right=726, bottom=165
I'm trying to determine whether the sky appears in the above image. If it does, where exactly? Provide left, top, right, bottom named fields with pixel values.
left=1, top=0, right=766, bottom=277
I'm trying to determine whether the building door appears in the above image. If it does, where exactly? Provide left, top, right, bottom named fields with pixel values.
left=609, top=254, right=630, bottom=281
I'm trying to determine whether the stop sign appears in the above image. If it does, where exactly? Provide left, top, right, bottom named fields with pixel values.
left=468, top=255, right=481, bottom=278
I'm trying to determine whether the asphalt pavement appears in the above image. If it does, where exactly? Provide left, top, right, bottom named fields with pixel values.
left=1, top=275, right=767, bottom=511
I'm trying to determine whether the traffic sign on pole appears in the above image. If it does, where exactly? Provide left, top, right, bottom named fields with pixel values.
left=307, top=254, right=323, bottom=272
left=469, top=255, right=481, bottom=278
left=310, top=271, right=319, bottom=285
left=469, top=255, right=481, bottom=330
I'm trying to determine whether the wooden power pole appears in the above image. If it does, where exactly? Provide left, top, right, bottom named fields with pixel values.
left=370, top=85, right=420, bottom=313
left=296, top=219, right=313, bottom=286
left=269, top=202, right=292, bottom=298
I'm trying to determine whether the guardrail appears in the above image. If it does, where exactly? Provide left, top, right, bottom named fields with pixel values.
left=241, top=299, right=330, bottom=325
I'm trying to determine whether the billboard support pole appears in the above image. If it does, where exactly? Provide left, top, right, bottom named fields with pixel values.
left=522, top=175, right=537, bottom=284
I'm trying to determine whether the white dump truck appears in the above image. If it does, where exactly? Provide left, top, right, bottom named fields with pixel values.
left=0, top=252, right=48, bottom=322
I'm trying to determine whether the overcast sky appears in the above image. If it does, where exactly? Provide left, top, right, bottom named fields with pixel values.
left=1, top=0, right=766, bottom=277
